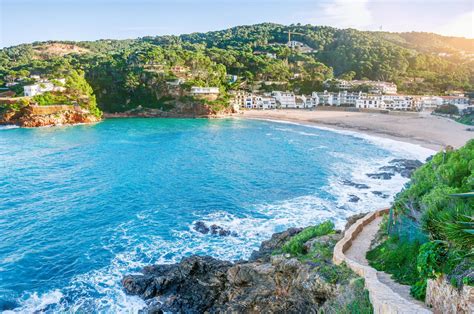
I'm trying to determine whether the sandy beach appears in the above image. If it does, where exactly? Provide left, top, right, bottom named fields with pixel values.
left=240, top=109, right=474, bottom=151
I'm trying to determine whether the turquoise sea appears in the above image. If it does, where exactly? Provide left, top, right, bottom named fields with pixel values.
left=0, top=118, right=432, bottom=312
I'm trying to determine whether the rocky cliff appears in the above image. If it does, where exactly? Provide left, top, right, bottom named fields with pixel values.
left=0, top=105, right=101, bottom=127
left=103, top=101, right=236, bottom=119
left=122, top=222, right=372, bottom=313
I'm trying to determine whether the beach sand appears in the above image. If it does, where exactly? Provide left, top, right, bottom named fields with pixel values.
left=240, top=109, right=474, bottom=151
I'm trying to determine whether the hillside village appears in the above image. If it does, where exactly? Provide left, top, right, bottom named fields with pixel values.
left=227, top=78, right=472, bottom=113
left=1, top=73, right=472, bottom=117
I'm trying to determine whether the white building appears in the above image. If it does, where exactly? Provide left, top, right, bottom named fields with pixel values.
left=24, top=80, right=66, bottom=97
left=312, top=91, right=333, bottom=105
left=230, top=90, right=247, bottom=109
left=440, top=96, right=470, bottom=112
left=419, top=96, right=443, bottom=111
left=325, top=79, right=397, bottom=94
left=382, top=95, right=414, bottom=111
left=256, top=96, right=277, bottom=109
left=368, top=82, right=397, bottom=95
left=287, top=41, right=305, bottom=49
left=294, top=95, right=307, bottom=109
left=190, top=86, right=219, bottom=95
left=356, top=95, right=385, bottom=109
left=239, top=93, right=277, bottom=109
left=272, top=91, right=296, bottom=108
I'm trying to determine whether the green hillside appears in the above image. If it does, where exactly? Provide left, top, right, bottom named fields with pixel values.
left=1, top=23, right=473, bottom=112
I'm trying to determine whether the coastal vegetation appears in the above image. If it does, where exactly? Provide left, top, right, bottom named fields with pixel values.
left=1, top=23, right=473, bottom=113
left=0, top=69, right=101, bottom=118
left=367, top=140, right=474, bottom=300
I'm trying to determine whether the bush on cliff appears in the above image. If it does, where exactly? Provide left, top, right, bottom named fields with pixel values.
left=281, top=221, right=335, bottom=255
left=367, top=140, right=474, bottom=300
left=279, top=220, right=373, bottom=313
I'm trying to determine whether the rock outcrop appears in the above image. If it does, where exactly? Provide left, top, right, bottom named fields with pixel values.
left=122, top=222, right=370, bottom=313
left=0, top=105, right=100, bottom=127
left=379, top=159, right=423, bottom=178
left=193, top=221, right=237, bottom=237
left=103, top=102, right=235, bottom=119
left=426, top=275, right=474, bottom=314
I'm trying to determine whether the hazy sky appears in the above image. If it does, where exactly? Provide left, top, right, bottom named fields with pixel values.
left=1, top=0, right=473, bottom=48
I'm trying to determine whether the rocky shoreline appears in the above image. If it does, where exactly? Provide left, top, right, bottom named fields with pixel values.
left=103, top=105, right=236, bottom=120
left=0, top=105, right=100, bottom=128
left=122, top=217, right=372, bottom=313
left=120, top=158, right=424, bottom=313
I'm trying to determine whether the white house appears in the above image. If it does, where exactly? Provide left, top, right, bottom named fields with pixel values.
left=272, top=91, right=296, bottom=108
left=190, top=86, right=219, bottom=95
left=325, top=79, right=397, bottom=94
left=356, top=95, right=385, bottom=109
left=23, top=81, right=66, bottom=97
left=294, top=95, right=307, bottom=109
left=23, top=75, right=66, bottom=97
left=369, top=82, right=397, bottom=95
left=382, top=95, right=414, bottom=111
left=440, top=96, right=470, bottom=112
left=256, top=96, right=277, bottom=109
left=313, top=91, right=334, bottom=105
left=229, top=90, right=247, bottom=109
left=419, top=96, right=443, bottom=111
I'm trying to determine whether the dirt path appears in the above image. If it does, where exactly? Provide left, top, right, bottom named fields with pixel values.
left=345, top=216, right=429, bottom=309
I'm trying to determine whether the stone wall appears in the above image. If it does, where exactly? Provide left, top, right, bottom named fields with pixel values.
left=426, top=276, right=473, bottom=314
left=333, top=209, right=432, bottom=314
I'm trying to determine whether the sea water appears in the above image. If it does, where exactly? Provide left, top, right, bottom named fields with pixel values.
left=0, top=118, right=433, bottom=312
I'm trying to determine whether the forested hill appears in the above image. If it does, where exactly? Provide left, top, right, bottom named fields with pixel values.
left=1, top=23, right=473, bottom=113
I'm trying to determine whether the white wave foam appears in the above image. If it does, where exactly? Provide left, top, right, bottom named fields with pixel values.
left=10, top=290, right=63, bottom=313
left=0, top=125, right=19, bottom=130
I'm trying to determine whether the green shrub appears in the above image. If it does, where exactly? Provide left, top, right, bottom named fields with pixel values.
left=434, top=104, right=459, bottom=115
left=319, top=278, right=373, bottom=314
left=366, top=236, right=422, bottom=286
left=424, top=202, right=474, bottom=250
left=371, top=140, right=474, bottom=300
left=410, top=280, right=427, bottom=301
left=281, top=221, right=335, bottom=255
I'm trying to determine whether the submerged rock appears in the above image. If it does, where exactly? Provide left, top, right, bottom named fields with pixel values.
left=366, top=172, right=394, bottom=180
left=193, top=221, right=210, bottom=234
left=348, top=195, right=361, bottom=203
left=193, top=221, right=236, bottom=237
left=341, top=179, right=370, bottom=189
left=372, top=191, right=389, bottom=199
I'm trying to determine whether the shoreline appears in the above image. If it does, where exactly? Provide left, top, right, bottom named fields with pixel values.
left=239, top=110, right=474, bottom=151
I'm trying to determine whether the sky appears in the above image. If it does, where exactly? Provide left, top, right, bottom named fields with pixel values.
left=1, top=0, right=473, bottom=48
